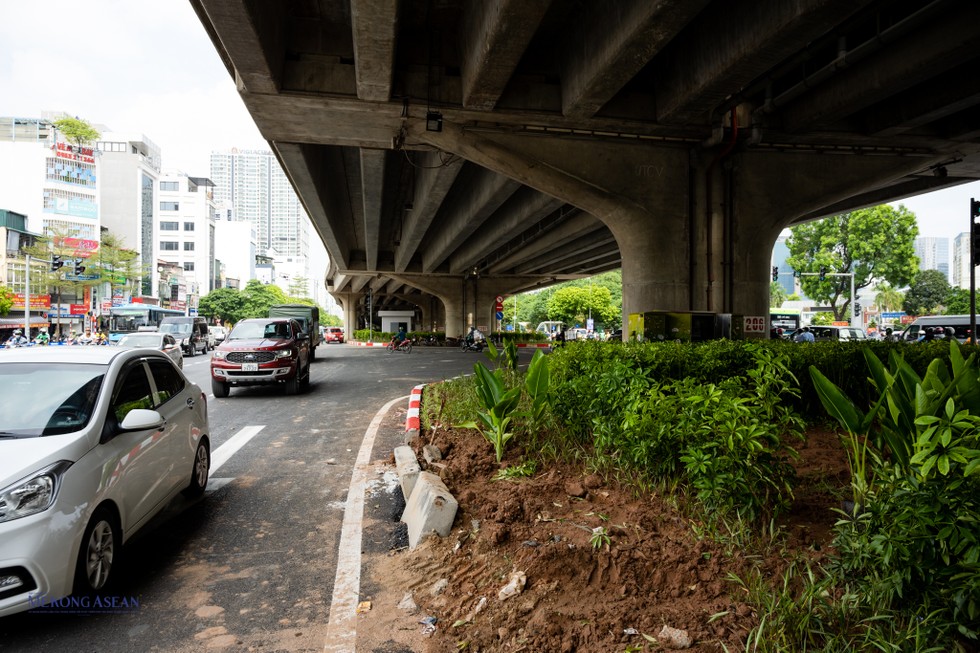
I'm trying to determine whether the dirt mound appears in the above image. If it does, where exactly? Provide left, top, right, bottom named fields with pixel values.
left=361, top=426, right=847, bottom=652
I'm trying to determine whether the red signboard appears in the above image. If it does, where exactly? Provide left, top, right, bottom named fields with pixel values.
left=53, top=236, right=100, bottom=258
left=11, top=294, right=52, bottom=310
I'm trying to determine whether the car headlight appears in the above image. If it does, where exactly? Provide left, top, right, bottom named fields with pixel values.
left=212, top=350, right=225, bottom=360
left=275, top=349, right=293, bottom=359
left=182, top=338, right=191, bottom=346
left=0, top=461, right=72, bottom=523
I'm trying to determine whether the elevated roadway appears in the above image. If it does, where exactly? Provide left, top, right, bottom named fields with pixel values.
left=190, top=0, right=980, bottom=335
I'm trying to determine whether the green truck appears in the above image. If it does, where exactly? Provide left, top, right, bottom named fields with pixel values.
left=268, top=304, right=322, bottom=360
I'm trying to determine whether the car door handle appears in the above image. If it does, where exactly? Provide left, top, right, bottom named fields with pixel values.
left=186, top=397, right=195, bottom=410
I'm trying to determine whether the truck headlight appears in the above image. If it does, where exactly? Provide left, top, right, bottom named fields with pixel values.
left=275, top=349, right=293, bottom=359
left=0, top=462, right=72, bottom=523
left=212, top=350, right=226, bottom=360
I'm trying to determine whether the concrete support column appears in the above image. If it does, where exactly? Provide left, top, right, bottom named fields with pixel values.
left=390, top=275, right=467, bottom=338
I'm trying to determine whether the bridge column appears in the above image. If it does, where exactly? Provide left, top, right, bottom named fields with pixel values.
left=390, top=275, right=467, bottom=339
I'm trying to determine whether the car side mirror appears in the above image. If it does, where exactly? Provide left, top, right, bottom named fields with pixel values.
left=119, top=408, right=165, bottom=432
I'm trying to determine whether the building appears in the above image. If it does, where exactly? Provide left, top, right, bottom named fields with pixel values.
left=951, top=232, right=971, bottom=290
left=213, top=199, right=257, bottom=289
left=156, top=172, right=218, bottom=311
left=0, top=209, right=49, bottom=338
left=210, top=148, right=312, bottom=279
left=95, top=130, right=161, bottom=297
left=914, top=236, right=950, bottom=283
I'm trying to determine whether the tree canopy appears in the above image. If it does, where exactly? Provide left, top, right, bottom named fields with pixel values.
left=769, top=281, right=787, bottom=308
left=53, top=117, right=100, bottom=146
left=903, top=269, right=951, bottom=315
left=0, top=284, right=13, bottom=316
left=501, top=270, right=622, bottom=331
left=786, top=205, right=918, bottom=321
left=198, top=280, right=324, bottom=325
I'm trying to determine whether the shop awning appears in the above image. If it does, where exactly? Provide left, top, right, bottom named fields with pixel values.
left=0, top=317, right=51, bottom=329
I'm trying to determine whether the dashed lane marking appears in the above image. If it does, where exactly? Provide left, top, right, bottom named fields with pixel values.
left=210, top=425, right=266, bottom=473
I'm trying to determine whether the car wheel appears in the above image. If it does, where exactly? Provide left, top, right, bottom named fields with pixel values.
left=74, top=507, right=120, bottom=595
left=183, top=438, right=210, bottom=498
left=186, top=345, right=194, bottom=358
left=284, top=373, right=300, bottom=395
left=300, top=364, right=311, bottom=392
left=211, top=378, right=230, bottom=398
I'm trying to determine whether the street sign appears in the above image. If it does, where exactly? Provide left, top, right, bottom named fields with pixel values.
left=495, top=295, right=504, bottom=303
left=495, top=311, right=504, bottom=320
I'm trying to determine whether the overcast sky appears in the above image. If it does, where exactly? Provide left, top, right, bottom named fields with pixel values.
left=2, top=1, right=978, bottom=242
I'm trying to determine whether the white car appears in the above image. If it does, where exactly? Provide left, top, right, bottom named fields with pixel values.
left=116, top=332, right=184, bottom=369
left=0, top=347, right=210, bottom=617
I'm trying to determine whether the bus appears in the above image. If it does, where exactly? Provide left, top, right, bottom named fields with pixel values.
left=107, top=304, right=186, bottom=343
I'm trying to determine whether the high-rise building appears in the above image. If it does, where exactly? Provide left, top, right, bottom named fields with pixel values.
left=156, top=172, right=218, bottom=311
left=914, top=236, right=950, bottom=282
left=952, top=232, right=971, bottom=290
left=96, top=130, right=161, bottom=297
left=209, top=149, right=309, bottom=261
left=213, top=199, right=256, bottom=289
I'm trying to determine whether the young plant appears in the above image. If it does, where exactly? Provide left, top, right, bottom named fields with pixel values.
left=590, top=526, right=611, bottom=551
left=523, top=349, right=550, bottom=433
left=458, top=362, right=522, bottom=463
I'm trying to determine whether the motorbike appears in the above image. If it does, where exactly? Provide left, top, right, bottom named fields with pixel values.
left=460, top=338, right=485, bottom=353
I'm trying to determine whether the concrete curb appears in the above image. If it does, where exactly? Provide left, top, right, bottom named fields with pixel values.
left=405, top=384, right=424, bottom=431
left=401, top=471, right=459, bottom=549
left=349, top=341, right=382, bottom=347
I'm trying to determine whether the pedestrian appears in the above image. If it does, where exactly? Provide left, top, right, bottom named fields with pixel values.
left=883, top=327, right=893, bottom=341
left=795, top=326, right=814, bottom=343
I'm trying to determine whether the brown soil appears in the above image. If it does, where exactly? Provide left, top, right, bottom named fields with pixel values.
left=358, top=423, right=849, bottom=652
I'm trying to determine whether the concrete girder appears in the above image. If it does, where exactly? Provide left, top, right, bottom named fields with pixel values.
left=862, top=61, right=980, bottom=137
left=460, top=0, right=551, bottom=111
left=193, top=0, right=284, bottom=95
left=275, top=143, right=355, bottom=269
left=449, top=188, right=564, bottom=274
left=485, top=210, right=600, bottom=274
left=350, top=0, right=398, bottom=102
left=360, top=148, right=386, bottom=270
left=655, top=0, right=868, bottom=125
left=422, top=167, right=522, bottom=273
left=514, top=231, right=618, bottom=274
left=395, top=151, right=465, bottom=272
left=779, top=3, right=980, bottom=133
left=350, top=275, right=372, bottom=294
left=560, top=0, right=708, bottom=120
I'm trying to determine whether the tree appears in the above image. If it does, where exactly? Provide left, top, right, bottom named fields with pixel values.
left=502, top=270, right=623, bottom=331
left=199, top=287, right=247, bottom=324
left=770, top=281, right=787, bottom=308
left=811, top=312, right=835, bottom=326
left=321, top=312, right=343, bottom=327
left=241, top=279, right=289, bottom=318
left=873, top=283, right=904, bottom=313
left=902, top=269, right=950, bottom=316
left=93, top=231, right=145, bottom=303
left=945, top=287, right=971, bottom=315
left=547, top=285, right=618, bottom=327
left=53, top=117, right=100, bottom=147
left=786, top=205, right=918, bottom=321
left=0, top=284, right=13, bottom=316
left=287, top=276, right=310, bottom=298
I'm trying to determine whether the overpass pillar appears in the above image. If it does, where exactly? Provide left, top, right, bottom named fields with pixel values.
left=390, top=276, right=466, bottom=339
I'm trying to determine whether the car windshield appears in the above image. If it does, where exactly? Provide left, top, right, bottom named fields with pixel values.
left=159, top=323, right=191, bottom=335
left=0, top=363, right=106, bottom=438
left=118, top=335, right=162, bottom=348
left=229, top=321, right=291, bottom=340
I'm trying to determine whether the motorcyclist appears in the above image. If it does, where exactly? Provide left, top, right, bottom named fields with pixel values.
left=390, top=325, right=408, bottom=349
left=34, top=329, right=50, bottom=346
left=6, top=329, right=29, bottom=347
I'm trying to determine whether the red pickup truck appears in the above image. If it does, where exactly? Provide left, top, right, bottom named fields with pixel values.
left=209, top=317, right=311, bottom=397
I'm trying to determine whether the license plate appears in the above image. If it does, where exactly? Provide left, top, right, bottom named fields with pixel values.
left=242, top=363, right=259, bottom=372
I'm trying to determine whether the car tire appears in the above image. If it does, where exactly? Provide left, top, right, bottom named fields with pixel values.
left=211, top=379, right=229, bottom=398
left=284, top=372, right=300, bottom=395
left=186, top=345, right=195, bottom=358
left=183, top=438, right=210, bottom=498
left=300, top=364, right=311, bottom=392
left=74, top=506, right=121, bottom=595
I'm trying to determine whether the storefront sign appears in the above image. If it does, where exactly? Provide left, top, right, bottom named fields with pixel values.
left=12, top=294, right=52, bottom=310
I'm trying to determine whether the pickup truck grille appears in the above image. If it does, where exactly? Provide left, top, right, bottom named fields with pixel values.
left=226, top=351, right=276, bottom=364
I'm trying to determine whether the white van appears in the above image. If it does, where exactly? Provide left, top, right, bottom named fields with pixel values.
left=898, top=315, right=972, bottom=343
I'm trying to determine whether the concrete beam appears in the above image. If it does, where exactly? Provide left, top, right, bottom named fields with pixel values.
left=422, top=168, right=521, bottom=273
left=449, top=188, right=564, bottom=273
left=193, top=0, right=285, bottom=95
left=514, top=230, right=617, bottom=274
left=360, top=149, right=386, bottom=270
left=487, top=211, right=603, bottom=274
left=655, top=0, right=865, bottom=124
left=351, top=0, right=398, bottom=101
left=780, top=4, right=980, bottom=132
left=395, top=151, right=465, bottom=272
left=274, top=143, right=355, bottom=269
left=460, top=0, right=551, bottom=110
left=560, top=0, right=706, bottom=120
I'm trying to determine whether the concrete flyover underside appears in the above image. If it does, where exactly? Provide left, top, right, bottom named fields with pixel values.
left=190, top=0, right=980, bottom=336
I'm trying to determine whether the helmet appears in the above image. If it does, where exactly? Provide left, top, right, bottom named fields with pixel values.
left=13, top=329, right=22, bottom=335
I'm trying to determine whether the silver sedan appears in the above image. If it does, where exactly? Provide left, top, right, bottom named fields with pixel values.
left=117, top=332, right=184, bottom=368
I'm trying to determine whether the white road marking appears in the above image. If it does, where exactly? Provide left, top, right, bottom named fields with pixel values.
left=206, top=477, right=235, bottom=492
left=324, top=394, right=407, bottom=653
left=210, top=425, right=266, bottom=473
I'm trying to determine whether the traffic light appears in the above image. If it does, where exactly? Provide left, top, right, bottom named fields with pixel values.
left=793, top=270, right=801, bottom=278
left=972, top=216, right=980, bottom=261
left=819, top=267, right=828, bottom=280
left=771, top=266, right=779, bottom=281
left=972, top=198, right=980, bottom=218
left=854, top=302, right=862, bottom=315
left=73, top=259, right=85, bottom=275
left=50, top=255, right=64, bottom=272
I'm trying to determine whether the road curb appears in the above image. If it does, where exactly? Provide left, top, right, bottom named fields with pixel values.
left=405, top=384, right=424, bottom=432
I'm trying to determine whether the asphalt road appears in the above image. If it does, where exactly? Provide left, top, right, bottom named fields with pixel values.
left=0, top=342, right=499, bottom=652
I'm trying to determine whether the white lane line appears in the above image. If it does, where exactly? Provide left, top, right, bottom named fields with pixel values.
left=324, top=394, right=408, bottom=653
left=210, top=425, right=266, bottom=473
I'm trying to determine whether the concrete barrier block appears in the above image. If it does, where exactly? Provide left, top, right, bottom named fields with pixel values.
left=394, top=446, right=421, bottom=503
left=402, top=471, right=458, bottom=549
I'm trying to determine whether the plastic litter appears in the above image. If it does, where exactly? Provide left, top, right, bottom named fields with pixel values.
left=658, top=624, right=692, bottom=649
left=497, top=571, right=527, bottom=601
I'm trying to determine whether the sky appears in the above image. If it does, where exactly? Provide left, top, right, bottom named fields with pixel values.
left=2, top=1, right=978, bottom=243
